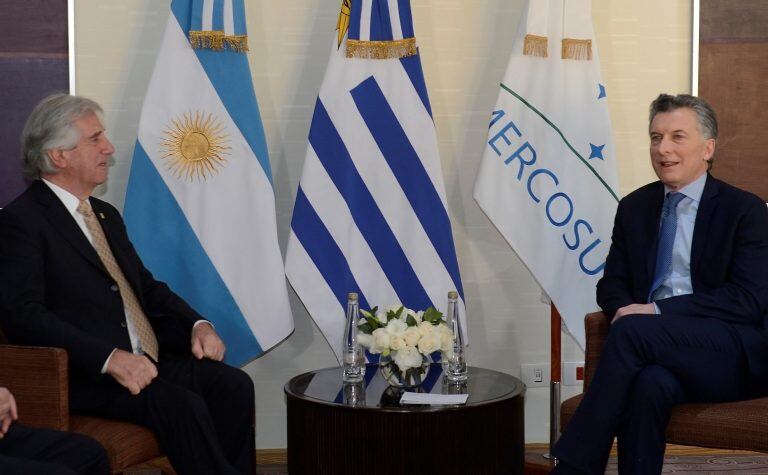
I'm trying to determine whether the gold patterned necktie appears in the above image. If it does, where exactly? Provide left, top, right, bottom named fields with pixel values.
left=77, top=200, right=159, bottom=361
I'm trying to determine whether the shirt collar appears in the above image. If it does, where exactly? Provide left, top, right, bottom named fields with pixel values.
left=41, top=178, right=86, bottom=215
left=664, top=172, right=707, bottom=204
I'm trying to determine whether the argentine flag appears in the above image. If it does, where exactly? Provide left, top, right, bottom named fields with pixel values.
left=124, top=0, right=293, bottom=366
left=285, top=0, right=465, bottom=362
left=474, top=0, right=619, bottom=348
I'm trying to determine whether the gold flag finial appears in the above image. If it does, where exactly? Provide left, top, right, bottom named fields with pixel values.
left=336, top=0, right=351, bottom=49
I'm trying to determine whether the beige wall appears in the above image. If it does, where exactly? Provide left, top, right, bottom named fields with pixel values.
left=73, top=0, right=691, bottom=447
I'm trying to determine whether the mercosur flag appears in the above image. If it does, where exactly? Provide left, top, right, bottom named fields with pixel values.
left=285, top=0, right=465, bottom=361
left=124, top=0, right=293, bottom=366
left=473, top=0, right=619, bottom=348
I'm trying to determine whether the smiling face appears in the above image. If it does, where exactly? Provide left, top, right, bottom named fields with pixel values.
left=45, top=112, right=115, bottom=199
left=649, top=107, right=715, bottom=191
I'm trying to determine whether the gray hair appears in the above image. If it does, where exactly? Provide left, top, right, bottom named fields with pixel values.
left=21, top=94, right=104, bottom=179
left=649, top=93, right=718, bottom=169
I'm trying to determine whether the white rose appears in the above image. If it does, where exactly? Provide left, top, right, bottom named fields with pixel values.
left=385, top=318, right=408, bottom=336
left=389, top=335, right=406, bottom=350
left=442, top=347, right=455, bottom=362
left=393, top=346, right=423, bottom=371
left=402, top=327, right=421, bottom=347
left=357, top=332, right=373, bottom=348
left=436, top=323, right=454, bottom=352
left=439, top=332, right=453, bottom=352
left=417, top=332, right=441, bottom=355
left=417, top=321, right=436, bottom=338
left=370, top=328, right=390, bottom=354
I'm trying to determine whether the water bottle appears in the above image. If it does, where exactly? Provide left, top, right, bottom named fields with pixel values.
left=342, top=292, right=365, bottom=382
left=445, top=290, right=467, bottom=382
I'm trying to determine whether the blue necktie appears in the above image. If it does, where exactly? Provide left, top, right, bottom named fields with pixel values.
left=649, top=192, right=685, bottom=301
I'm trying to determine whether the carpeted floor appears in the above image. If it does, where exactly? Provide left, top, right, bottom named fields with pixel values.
left=607, top=455, right=768, bottom=474
left=526, top=444, right=768, bottom=474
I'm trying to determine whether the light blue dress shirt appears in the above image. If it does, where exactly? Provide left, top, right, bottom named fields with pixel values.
left=651, top=173, right=707, bottom=311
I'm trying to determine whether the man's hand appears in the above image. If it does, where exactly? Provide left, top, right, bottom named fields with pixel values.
left=106, top=349, right=158, bottom=395
left=191, top=322, right=225, bottom=361
left=613, top=303, right=656, bottom=324
left=0, top=387, right=18, bottom=439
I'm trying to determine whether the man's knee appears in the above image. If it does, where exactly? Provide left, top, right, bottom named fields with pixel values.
left=630, top=365, right=685, bottom=407
left=209, top=362, right=255, bottom=408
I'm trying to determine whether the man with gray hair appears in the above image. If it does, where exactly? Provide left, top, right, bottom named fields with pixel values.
left=552, top=94, right=768, bottom=474
left=0, top=94, right=255, bottom=475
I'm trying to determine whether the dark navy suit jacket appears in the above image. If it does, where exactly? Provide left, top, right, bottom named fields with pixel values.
left=597, top=173, right=768, bottom=395
left=0, top=180, right=202, bottom=382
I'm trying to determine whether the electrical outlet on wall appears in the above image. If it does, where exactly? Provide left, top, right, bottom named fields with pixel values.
left=521, top=363, right=551, bottom=388
left=563, top=361, right=585, bottom=386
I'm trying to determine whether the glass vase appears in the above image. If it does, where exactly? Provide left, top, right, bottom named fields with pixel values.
left=378, top=352, right=432, bottom=388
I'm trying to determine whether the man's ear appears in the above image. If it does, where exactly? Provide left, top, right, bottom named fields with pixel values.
left=703, top=138, right=716, bottom=162
left=47, top=148, right=67, bottom=170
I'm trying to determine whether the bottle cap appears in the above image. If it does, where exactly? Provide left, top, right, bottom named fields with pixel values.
left=347, top=292, right=358, bottom=301
left=448, top=290, right=458, bottom=299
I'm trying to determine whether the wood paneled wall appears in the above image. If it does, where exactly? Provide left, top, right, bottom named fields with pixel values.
left=699, top=0, right=768, bottom=201
left=0, top=0, right=69, bottom=207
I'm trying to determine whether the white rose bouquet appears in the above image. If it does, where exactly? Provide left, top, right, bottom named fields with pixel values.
left=357, top=305, right=454, bottom=386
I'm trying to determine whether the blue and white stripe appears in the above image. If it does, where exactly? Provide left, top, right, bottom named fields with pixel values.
left=190, top=0, right=246, bottom=35
left=124, top=0, right=293, bottom=366
left=286, top=0, right=464, bottom=362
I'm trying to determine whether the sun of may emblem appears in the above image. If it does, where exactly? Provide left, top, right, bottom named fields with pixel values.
left=160, top=111, right=231, bottom=181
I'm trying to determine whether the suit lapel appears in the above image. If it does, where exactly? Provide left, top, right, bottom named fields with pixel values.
left=33, top=181, right=110, bottom=276
left=645, top=182, right=666, bottom=282
left=690, top=174, right=719, bottom=279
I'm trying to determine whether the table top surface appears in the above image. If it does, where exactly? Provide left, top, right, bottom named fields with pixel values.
left=284, top=363, right=524, bottom=413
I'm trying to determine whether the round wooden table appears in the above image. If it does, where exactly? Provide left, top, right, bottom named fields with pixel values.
left=285, top=363, right=525, bottom=475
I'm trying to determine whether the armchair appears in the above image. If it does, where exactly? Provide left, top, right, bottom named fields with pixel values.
left=560, top=312, right=768, bottom=451
left=0, top=337, right=164, bottom=474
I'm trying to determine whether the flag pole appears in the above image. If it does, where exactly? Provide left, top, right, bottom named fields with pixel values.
left=544, top=304, right=562, bottom=460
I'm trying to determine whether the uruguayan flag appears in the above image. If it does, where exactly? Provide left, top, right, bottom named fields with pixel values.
left=124, top=0, right=293, bottom=366
left=474, top=0, right=619, bottom=348
left=285, top=0, right=465, bottom=362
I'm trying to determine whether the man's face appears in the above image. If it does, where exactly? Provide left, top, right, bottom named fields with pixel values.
left=57, top=113, right=115, bottom=194
left=649, top=107, right=714, bottom=191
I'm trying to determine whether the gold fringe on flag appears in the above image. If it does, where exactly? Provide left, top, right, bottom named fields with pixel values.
left=523, top=34, right=548, bottom=58
left=345, top=37, right=417, bottom=59
left=561, top=38, right=592, bottom=60
left=190, top=31, right=249, bottom=52
left=224, top=35, right=249, bottom=52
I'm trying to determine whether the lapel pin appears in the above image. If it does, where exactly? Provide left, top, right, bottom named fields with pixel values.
left=99, top=213, right=105, bottom=219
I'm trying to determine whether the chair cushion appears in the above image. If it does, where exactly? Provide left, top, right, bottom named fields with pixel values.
left=561, top=394, right=768, bottom=452
left=71, top=415, right=162, bottom=470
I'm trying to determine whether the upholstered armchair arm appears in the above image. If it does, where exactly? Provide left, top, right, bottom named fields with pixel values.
left=583, top=312, right=610, bottom=390
left=0, top=344, right=69, bottom=431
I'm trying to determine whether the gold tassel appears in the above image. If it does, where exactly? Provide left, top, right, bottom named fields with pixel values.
left=346, top=37, right=417, bottom=59
left=561, top=38, right=592, bottom=60
left=190, top=31, right=249, bottom=52
left=523, top=34, right=548, bottom=58
left=224, top=35, right=249, bottom=52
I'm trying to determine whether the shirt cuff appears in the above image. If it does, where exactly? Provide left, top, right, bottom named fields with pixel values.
left=193, top=320, right=214, bottom=330
left=653, top=302, right=661, bottom=315
left=101, top=348, right=118, bottom=374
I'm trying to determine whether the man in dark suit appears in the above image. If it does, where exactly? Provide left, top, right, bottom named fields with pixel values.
left=552, top=94, right=768, bottom=474
left=0, top=94, right=255, bottom=475
left=1, top=385, right=108, bottom=474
